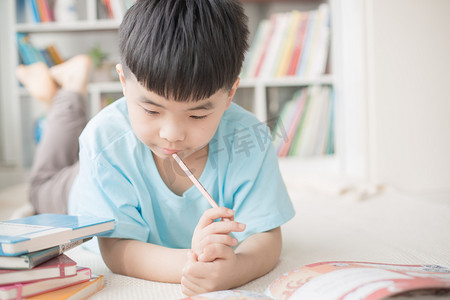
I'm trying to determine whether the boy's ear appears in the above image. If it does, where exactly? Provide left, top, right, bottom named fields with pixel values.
left=116, top=64, right=126, bottom=93
left=226, top=78, right=240, bottom=109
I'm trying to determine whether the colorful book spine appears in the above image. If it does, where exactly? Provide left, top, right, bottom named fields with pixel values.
left=28, top=0, right=41, bottom=23
left=0, top=238, right=91, bottom=270
left=242, top=4, right=330, bottom=79
left=272, top=86, right=334, bottom=157
left=0, top=267, right=91, bottom=300
left=0, top=254, right=77, bottom=285
left=25, top=275, right=104, bottom=300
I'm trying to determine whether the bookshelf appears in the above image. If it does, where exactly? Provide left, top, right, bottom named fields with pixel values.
left=0, top=0, right=368, bottom=180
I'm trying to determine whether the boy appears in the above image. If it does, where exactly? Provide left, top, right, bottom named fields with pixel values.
left=22, top=0, right=294, bottom=296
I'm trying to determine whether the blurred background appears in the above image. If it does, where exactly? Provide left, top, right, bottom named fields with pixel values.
left=0, top=0, right=449, bottom=198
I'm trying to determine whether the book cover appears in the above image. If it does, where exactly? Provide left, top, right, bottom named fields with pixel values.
left=28, top=0, right=41, bottom=23
left=253, top=16, right=276, bottom=78
left=0, top=214, right=114, bottom=256
left=183, top=262, right=450, bottom=300
left=25, top=275, right=104, bottom=300
left=286, top=12, right=309, bottom=76
left=46, top=45, right=64, bottom=65
left=0, top=267, right=91, bottom=300
left=0, top=238, right=91, bottom=270
left=287, top=88, right=314, bottom=156
left=313, top=87, right=332, bottom=155
left=295, top=11, right=317, bottom=77
left=325, top=88, right=335, bottom=155
left=0, top=254, right=76, bottom=285
left=17, top=34, right=33, bottom=65
left=35, top=0, right=49, bottom=22
left=272, top=93, right=299, bottom=155
left=258, top=12, right=290, bottom=79
left=305, top=3, right=330, bottom=77
left=278, top=89, right=308, bottom=157
left=241, top=19, right=270, bottom=78
left=274, top=11, right=302, bottom=77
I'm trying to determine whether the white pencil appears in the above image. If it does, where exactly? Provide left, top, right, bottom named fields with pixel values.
left=172, top=153, right=219, bottom=208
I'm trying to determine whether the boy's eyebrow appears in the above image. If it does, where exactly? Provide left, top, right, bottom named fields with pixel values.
left=139, top=97, right=164, bottom=107
left=139, top=97, right=215, bottom=110
left=187, top=101, right=215, bottom=111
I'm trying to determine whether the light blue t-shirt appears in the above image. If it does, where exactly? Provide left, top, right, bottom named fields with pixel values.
left=69, top=98, right=295, bottom=249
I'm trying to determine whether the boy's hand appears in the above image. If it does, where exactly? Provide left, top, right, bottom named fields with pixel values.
left=191, top=207, right=245, bottom=260
left=181, top=246, right=239, bottom=296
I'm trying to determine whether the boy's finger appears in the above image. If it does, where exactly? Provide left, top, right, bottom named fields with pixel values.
left=205, top=220, right=246, bottom=235
left=186, top=250, right=198, bottom=263
left=198, top=243, right=234, bottom=262
left=181, top=276, right=203, bottom=297
left=196, top=207, right=235, bottom=229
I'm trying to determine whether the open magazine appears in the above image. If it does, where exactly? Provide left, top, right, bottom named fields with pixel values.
left=184, top=261, right=450, bottom=300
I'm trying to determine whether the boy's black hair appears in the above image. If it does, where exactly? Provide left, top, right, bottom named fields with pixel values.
left=119, top=0, right=249, bottom=101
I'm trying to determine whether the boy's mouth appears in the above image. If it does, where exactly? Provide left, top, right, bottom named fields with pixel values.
left=160, top=148, right=181, bottom=155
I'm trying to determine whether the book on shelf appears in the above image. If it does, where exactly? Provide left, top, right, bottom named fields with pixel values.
left=183, top=261, right=450, bottom=300
left=0, top=214, right=115, bottom=256
left=0, top=266, right=92, bottom=300
left=16, top=33, right=64, bottom=67
left=241, top=4, right=330, bottom=79
left=0, top=237, right=91, bottom=270
left=19, top=0, right=55, bottom=23
left=0, top=254, right=76, bottom=286
left=299, top=3, right=330, bottom=78
left=272, top=86, right=334, bottom=157
left=25, top=275, right=104, bottom=300
left=100, top=0, right=135, bottom=20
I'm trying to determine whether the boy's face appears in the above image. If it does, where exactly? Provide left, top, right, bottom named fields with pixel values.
left=117, top=64, right=238, bottom=160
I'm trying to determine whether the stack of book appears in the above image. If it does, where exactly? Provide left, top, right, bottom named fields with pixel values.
left=16, top=33, right=64, bottom=67
left=0, top=214, right=115, bottom=299
left=241, top=3, right=330, bottom=79
left=272, top=86, right=334, bottom=157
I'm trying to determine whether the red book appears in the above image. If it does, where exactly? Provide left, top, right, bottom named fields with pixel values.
left=287, top=12, right=310, bottom=76
left=0, top=267, right=91, bottom=300
left=0, top=254, right=76, bottom=286
left=254, top=15, right=276, bottom=77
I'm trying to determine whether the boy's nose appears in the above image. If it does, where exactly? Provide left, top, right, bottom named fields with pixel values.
left=159, top=120, right=185, bottom=142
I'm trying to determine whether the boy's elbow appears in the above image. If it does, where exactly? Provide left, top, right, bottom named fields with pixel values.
left=98, top=237, right=128, bottom=275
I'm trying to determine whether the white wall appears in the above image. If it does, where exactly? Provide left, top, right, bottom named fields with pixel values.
left=366, top=0, right=450, bottom=192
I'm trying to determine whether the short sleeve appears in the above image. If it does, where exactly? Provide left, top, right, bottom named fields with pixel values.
left=69, top=145, right=150, bottom=242
left=224, top=127, right=296, bottom=242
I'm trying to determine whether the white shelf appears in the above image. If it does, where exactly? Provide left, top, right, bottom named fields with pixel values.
left=240, top=75, right=334, bottom=88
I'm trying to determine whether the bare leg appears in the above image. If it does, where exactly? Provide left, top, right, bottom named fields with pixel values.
left=18, top=55, right=92, bottom=214
left=16, top=62, right=57, bottom=110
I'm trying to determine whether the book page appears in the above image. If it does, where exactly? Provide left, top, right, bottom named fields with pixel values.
left=290, top=268, right=410, bottom=299
left=267, top=262, right=450, bottom=300
left=0, top=223, right=54, bottom=237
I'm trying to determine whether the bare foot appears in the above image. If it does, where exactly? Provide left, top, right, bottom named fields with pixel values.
left=16, top=62, right=57, bottom=109
left=50, top=55, right=92, bottom=96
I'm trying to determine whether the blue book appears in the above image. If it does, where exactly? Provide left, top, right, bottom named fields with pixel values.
left=28, top=0, right=41, bottom=23
left=0, top=237, right=91, bottom=269
left=0, top=214, right=115, bottom=256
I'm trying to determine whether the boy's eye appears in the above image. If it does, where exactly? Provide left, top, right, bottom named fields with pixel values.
left=143, top=108, right=159, bottom=116
left=190, top=115, right=207, bottom=120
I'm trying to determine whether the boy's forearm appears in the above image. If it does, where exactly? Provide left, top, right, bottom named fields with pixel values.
left=232, top=227, right=282, bottom=287
left=98, top=237, right=188, bottom=283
